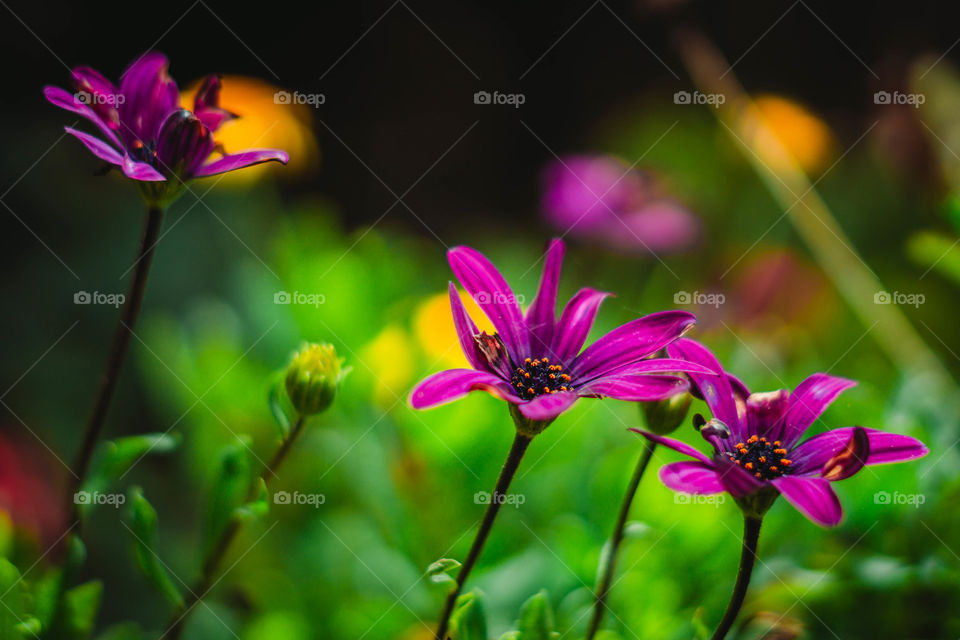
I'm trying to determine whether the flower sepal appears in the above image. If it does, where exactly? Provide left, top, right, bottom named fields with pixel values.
left=509, top=403, right=553, bottom=439
left=285, top=343, right=348, bottom=416
left=733, top=485, right=779, bottom=520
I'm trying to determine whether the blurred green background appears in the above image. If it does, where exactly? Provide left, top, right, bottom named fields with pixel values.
left=3, top=3, right=960, bottom=639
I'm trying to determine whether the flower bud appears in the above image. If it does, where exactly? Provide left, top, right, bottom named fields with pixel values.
left=641, top=392, right=692, bottom=435
left=284, top=343, right=345, bottom=416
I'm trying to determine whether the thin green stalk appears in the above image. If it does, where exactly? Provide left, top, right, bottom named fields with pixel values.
left=710, top=515, right=762, bottom=640
left=69, top=204, right=165, bottom=524
left=585, top=439, right=657, bottom=640
left=162, top=415, right=308, bottom=639
left=434, top=432, right=532, bottom=640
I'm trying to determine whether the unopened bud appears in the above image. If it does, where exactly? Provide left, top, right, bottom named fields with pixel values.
left=284, top=343, right=346, bottom=416
left=641, top=392, right=692, bottom=435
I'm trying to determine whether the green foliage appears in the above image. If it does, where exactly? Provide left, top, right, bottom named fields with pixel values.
left=125, top=488, right=184, bottom=608
left=450, top=591, right=488, bottom=640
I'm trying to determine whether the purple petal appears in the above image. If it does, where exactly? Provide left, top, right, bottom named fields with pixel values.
left=447, top=246, right=528, bottom=363
left=516, top=392, right=579, bottom=421
left=447, top=282, right=487, bottom=372
left=714, top=455, right=766, bottom=497
left=772, top=476, right=843, bottom=527
left=155, top=110, right=215, bottom=177
left=409, top=369, right=518, bottom=409
left=121, top=155, right=165, bottom=182
left=551, top=288, right=611, bottom=364
left=64, top=127, right=122, bottom=165
left=193, top=149, right=290, bottom=177
left=602, top=357, right=718, bottom=377
left=628, top=429, right=711, bottom=464
left=820, top=426, right=869, bottom=481
left=44, top=85, right=124, bottom=148
left=600, top=202, right=700, bottom=253
left=660, top=460, right=724, bottom=494
left=571, top=311, right=696, bottom=382
left=777, top=374, right=857, bottom=447
left=193, top=74, right=236, bottom=132
left=525, top=239, right=564, bottom=354
left=585, top=374, right=689, bottom=402
left=747, top=390, right=789, bottom=437
left=666, top=338, right=748, bottom=442
left=71, top=66, right=121, bottom=131
left=789, top=427, right=928, bottom=475
left=118, top=52, right=180, bottom=144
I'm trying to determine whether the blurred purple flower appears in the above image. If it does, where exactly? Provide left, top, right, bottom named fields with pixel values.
left=409, top=239, right=712, bottom=423
left=632, top=339, right=928, bottom=526
left=44, top=52, right=287, bottom=188
left=541, top=154, right=699, bottom=253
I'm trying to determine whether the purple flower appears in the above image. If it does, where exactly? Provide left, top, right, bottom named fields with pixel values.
left=541, top=154, right=699, bottom=254
left=44, top=52, right=287, bottom=197
left=409, top=239, right=713, bottom=426
left=632, top=339, right=928, bottom=527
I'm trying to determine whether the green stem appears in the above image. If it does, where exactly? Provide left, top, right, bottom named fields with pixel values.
left=162, top=415, right=308, bottom=639
left=585, top=439, right=657, bottom=640
left=434, top=432, right=532, bottom=640
left=69, top=205, right=165, bottom=523
left=710, top=515, right=762, bottom=640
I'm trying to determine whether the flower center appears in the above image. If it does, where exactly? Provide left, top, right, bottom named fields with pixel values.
left=511, top=357, right=573, bottom=400
left=726, top=435, right=792, bottom=480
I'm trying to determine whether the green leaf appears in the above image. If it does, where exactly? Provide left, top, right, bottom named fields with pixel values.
left=269, top=382, right=292, bottom=439
left=235, top=477, right=270, bottom=522
left=61, top=580, right=103, bottom=639
left=516, top=590, right=554, bottom=640
left=205, top=438, right=253, bottom=553
left=126, top=488, right=184, bottom=608
left=691, top=606, right=710, bottom=640
left=907, top=230, right=960, bottom=287
left=450, top=590, right=487, bottom=640
left=427, top=558, right=461, bottom=587
left=87, top=433, right=180, bottom=494
left=14, top=618, right=42, bottom=636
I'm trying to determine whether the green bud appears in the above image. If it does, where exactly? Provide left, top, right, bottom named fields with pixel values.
left=641, top=392, right=692, bottom=435
left=284, top=343, right=346, bottom=416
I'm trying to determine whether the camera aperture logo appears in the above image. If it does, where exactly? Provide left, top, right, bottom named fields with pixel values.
left=874, top=290, right=924, bottom=308
left=473, top=291, right=525, bottom=305
left=474, top=491, right=525, bottom=508
left=75, top=91, right=125, bottom=106
left=74, top=490, right=126, bottom=508
left=273, top=490, right=326, bottom=508
left=274, top=291, right=326, bottom=307
left=74, top=291, right=125, bottom=308
left=674, top=90, right=725, bottom=108
left=274, top=90, right=325, bottom=106
left=873, top=490, right=925, bottom=508
left=674, top=290, right=725, bottom=308
left=473, top=90, right=525, bottom=108
left=873, top=91, right=925, bottom=108
left=674, top=493, right=725, bottom=507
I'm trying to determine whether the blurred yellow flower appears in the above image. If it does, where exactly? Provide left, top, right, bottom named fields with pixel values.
left=745, top=94, right=835, bottom=175
left=183, top=75, right=319, bottom=182
left=361, top=325, right=417, bottom=407
left=413, top=289, right=495, bottom=368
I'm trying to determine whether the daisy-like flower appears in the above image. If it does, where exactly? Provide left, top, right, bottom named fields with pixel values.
left=44, top=52, right=288, bottom=203
left=410, top=239, right=711, bottom=432
left=633, top=338, right=928, bottom=526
